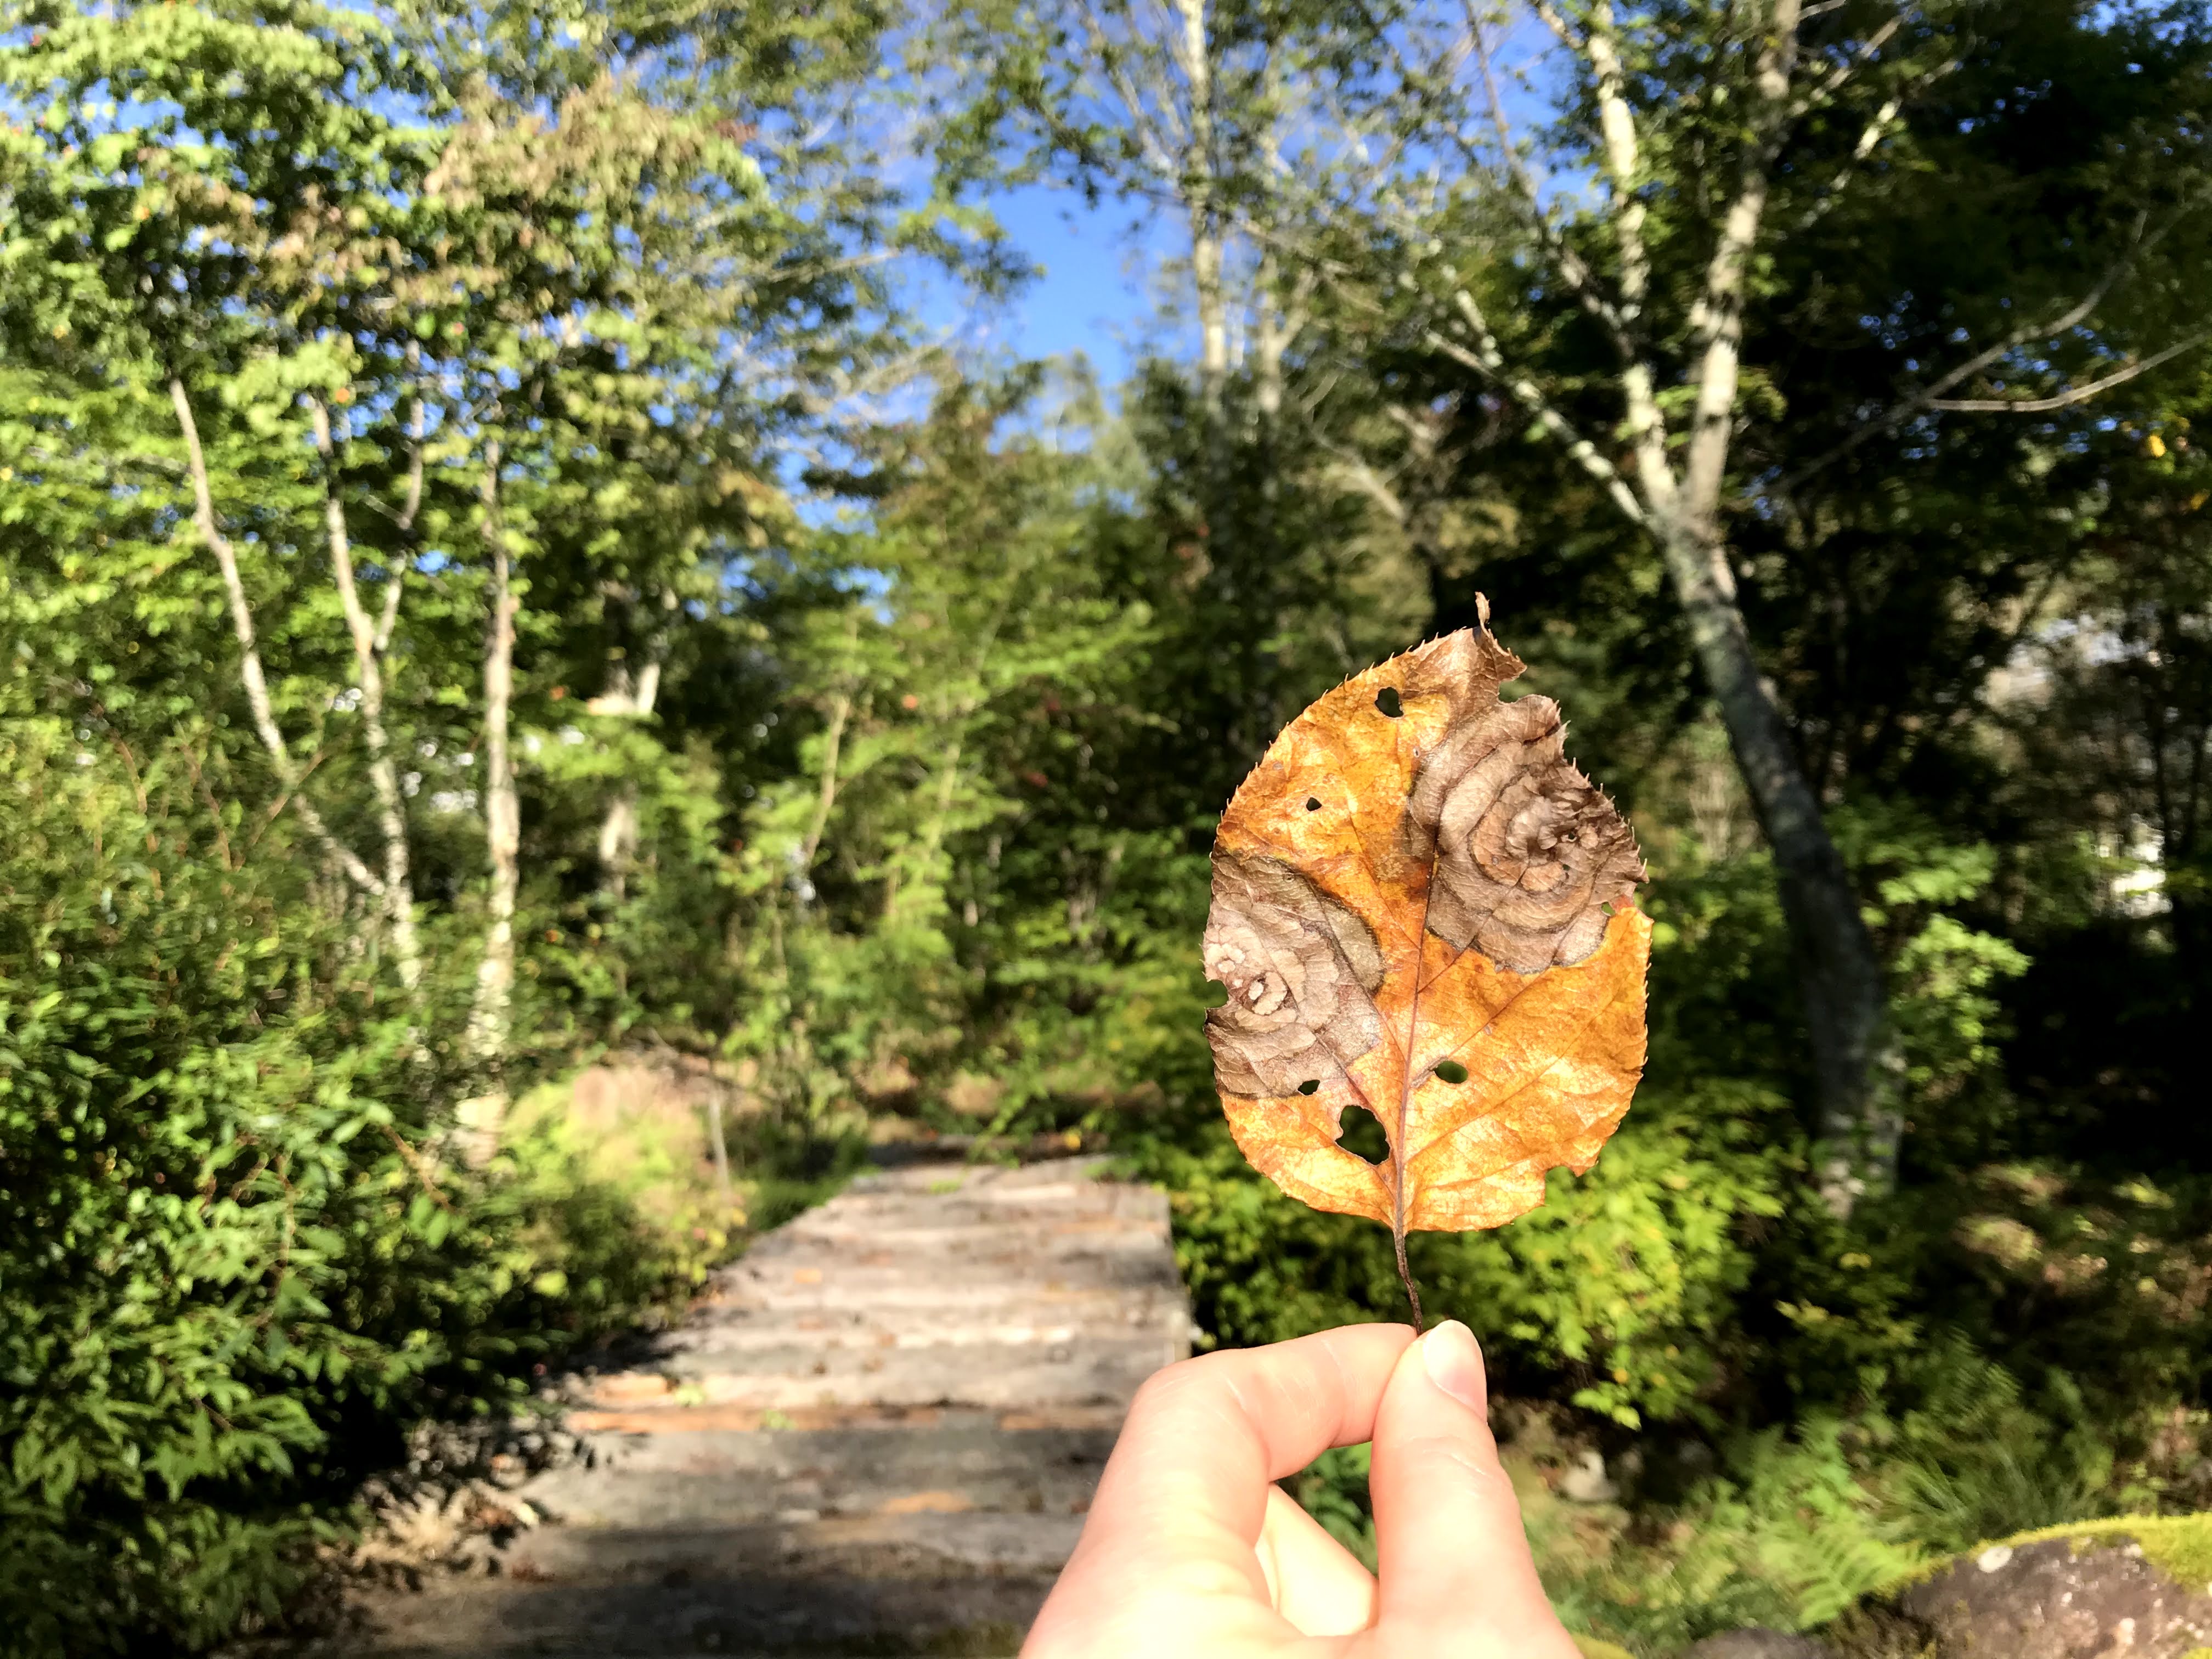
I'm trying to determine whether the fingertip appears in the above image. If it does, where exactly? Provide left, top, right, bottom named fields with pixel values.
left=1370, top=1320, right=1568, bottom=1645
left=1418, top=1318, right=1488, bottom=1417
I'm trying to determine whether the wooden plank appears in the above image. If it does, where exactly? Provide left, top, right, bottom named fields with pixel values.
left=318, top=1158, right=1189, bottom=1656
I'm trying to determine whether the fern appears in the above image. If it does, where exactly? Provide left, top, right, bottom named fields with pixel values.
left=1885, top=1336, right=2115, bottom=1555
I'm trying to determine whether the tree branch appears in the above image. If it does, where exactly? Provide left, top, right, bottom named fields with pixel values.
left=1468, top=9, right=1633, bottom=346
left=1925, top=329, right=2212, bottom=413
left=1774, top=205, right=2195, bottom=490
left=1428, top=289, right=1650, bottom=528
left=375, top=380, right=425, bottom=656
left=308, top=394, right=422, bottom=991
left=1680, top=0, right=1805, bottom=520
left=170, top=376, right=383, bottom=896
left=1787, top=10, right=1904, bottom=118
left=1575, top=0, right=1655, bottom=323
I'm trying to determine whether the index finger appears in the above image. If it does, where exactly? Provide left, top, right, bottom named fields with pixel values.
left=1033, top=1324, right=1415, bottom=1633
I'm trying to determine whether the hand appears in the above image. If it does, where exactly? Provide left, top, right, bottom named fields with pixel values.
left=1024, top=1321, right=1584, bottom=1657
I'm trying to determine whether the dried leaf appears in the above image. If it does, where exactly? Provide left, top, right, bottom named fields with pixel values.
left=1203, top=605, right=1650, bottom=1315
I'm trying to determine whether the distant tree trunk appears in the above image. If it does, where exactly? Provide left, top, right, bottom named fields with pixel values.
left=1412, top=0, right=1906, bottom=1212
left=307, top=396, right=423, bottom=994
left=593, top=587, right=677, bottom=901
left=798, top=687, right=853, bottom=874
left=1655, top=514, right=1902, bottom=1199
left=1179, top=0, right=1228, bottom=431
left=1175, top=0, right=1238, bottom=640
left=1623, top=0, right=1903, bottom=1209
left=461, top=443, right=521, bottom=1164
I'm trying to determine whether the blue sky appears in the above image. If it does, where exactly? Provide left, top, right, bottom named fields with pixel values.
left=909, top=15, right=1568, bottom=393
left=923, top=183, right=1182, bottom=390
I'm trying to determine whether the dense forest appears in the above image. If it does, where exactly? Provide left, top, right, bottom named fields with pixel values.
left=3, top=0, right=2211, bottom=1650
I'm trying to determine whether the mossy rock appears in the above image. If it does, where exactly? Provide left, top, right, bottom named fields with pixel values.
left=1844, top=1513, right=2212, bottom=1658
left=1973, top=1513, right=2212, bottom=1591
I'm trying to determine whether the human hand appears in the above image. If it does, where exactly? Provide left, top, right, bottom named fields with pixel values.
left=1024, top=1321, right=1583, bottom=1657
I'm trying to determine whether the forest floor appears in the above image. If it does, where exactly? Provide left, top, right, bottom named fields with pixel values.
left=301, top=1154, right=1193, bottom=1657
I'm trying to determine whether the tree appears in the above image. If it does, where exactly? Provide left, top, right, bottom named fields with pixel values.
left=1, top=0, right=910, bottom=1153
left=936, top=0, right=1359, bottom=757
left=1242, top=0, right=2212, bottom=1207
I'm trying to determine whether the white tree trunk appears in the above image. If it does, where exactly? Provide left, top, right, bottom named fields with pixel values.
left=591, top=589, right=676, bottom=899
left=308, top=396, right=422, bottom=993
left=461, top=444, right=521, bottom=1165
left=1471, top=0, right=1904, bottom=1211
left=168, top=379, right=390, bottom=900
left=1176, top=0, right=1229, bottom=422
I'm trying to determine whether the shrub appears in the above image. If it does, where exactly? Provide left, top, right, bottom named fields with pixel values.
left=0, top=719, right=677, bottom=1656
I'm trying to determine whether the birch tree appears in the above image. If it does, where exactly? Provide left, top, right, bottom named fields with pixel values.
left=4, top=0, right=907, bottom=1159
left=1265, top=0, right=2212, bottom=1209
left=941, top=0, right=1301, bottom=502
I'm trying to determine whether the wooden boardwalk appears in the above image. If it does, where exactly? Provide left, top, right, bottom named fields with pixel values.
left=325, top=1157, right=1192, bottom=1657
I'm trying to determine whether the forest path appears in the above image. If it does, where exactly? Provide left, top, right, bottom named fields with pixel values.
left=328, top=1156, right=1192, bottom=1657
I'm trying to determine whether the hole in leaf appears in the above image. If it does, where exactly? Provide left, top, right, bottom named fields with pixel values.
left=1306, top=797, right=1322, bottom=812
left=1434, top=1059, right=1469, bottom=1085
left=1374, top=686, right=1404, bottom=718
left=1338, top=1104, right=1392, bottom=1165
left=1202, top=978, right=1230, bottom=1009
left=1297, top=1079, right=1321, bottom=1096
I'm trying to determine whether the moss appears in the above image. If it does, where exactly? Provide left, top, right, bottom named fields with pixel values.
left=1572, top=1638, right=1637, bottom=1659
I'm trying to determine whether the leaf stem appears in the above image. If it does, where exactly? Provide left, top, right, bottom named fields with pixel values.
left=1393, top=1221, right=1425, bottom=1329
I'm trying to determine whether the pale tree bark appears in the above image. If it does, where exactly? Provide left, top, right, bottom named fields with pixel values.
left=1175, top=0, right=1230, bottom=427
left=789, top=614, right=863, bottom=908
left=798, top=687, right=853, bottom=875
left=168, top=378, right=391, bottom=904
left=1650, top=0, right=1904, bottom=1207
left=307, top=395, right=423, bottom=993
left=460, top=442, right=521, bottom=1165
left=590, top=586, right=679, bottom=900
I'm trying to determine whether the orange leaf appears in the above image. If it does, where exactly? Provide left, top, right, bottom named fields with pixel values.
left=1203, top=606, right=1650, bottom=1302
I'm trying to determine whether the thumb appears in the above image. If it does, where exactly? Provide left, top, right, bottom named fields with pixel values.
left=1367, top=1320, right=1577, bottom=1652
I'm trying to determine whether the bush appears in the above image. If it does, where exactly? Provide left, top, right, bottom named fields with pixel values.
left=0, top=719, right=679, bottom=1656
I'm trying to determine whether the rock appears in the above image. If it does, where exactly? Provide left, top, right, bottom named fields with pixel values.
left=1681, top=1630, right=1831, bottom=1658
left=1560, top=1447, right=1621, bottom=1504
left=1897, top=1518, right=2212, bottom=1658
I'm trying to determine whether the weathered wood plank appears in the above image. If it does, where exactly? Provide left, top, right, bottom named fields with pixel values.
left=312, top=1156, right=1189, bottom=1656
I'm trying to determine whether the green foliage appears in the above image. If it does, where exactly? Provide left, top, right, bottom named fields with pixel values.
left=1541, top=1419, right=1921, bottom=1650
left=4, top=0, right=2212, bottom=1645
left=0, top=0, right=916, bottom=1648
left=0, top=715, right=681, bottom=1655
left=719, top=371, right=1233, bottom=1143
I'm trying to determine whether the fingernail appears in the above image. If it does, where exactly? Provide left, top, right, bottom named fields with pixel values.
left=1420, top=1319, right=1488, bottom=1415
